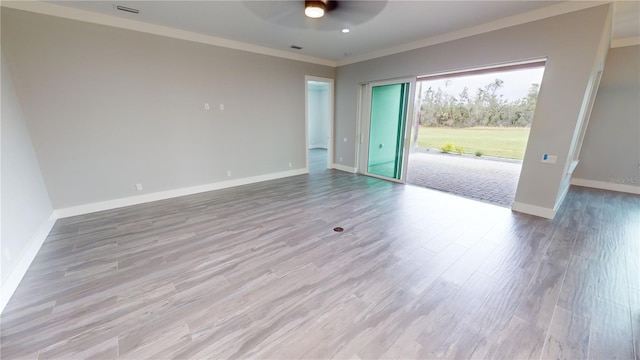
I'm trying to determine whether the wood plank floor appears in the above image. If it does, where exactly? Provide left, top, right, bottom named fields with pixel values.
left=1, top=151, right=639, bottom=359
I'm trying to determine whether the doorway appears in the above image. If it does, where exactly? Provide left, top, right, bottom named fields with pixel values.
left=407, top=61, right=546, bottom=207
left=358, top=77, right=416, bottom=182
left=305, top=76, right=334, bottom=173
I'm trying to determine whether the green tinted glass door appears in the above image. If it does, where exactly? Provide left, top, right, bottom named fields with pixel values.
left=367, top=83, right=410, bottom=179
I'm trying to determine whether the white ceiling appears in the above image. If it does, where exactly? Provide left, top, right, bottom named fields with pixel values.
left=46, top=1, right=640, bottom=64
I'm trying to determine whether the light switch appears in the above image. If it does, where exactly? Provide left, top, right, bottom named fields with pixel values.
left=541, top=154, right=557, bottom=164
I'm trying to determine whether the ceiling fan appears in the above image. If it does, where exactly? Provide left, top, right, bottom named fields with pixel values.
left=304, top=1, right=337, bottom=19
left=243, top=0, right=387, bottom=31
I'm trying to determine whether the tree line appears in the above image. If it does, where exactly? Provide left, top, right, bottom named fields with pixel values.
left=415, top=79, right=540, bottom=128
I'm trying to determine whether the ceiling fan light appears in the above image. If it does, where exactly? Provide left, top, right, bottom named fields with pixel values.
left=305, top=1, right=325, bottom=18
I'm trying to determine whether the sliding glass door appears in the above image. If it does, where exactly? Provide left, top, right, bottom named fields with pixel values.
left=360, top=78, right=415, bottom=182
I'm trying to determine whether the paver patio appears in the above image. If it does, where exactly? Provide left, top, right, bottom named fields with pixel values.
left=406, top=150, right=522, bottom=207
left=310, top=149, right=521, bottom=207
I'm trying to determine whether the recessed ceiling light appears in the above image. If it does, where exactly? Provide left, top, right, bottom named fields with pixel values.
left=290, top=45, right=303, bottom=50
left=341, top=28, right=350, bottom=34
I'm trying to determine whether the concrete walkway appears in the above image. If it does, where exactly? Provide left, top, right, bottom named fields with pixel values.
left=406, top=150, right=522, bottom=207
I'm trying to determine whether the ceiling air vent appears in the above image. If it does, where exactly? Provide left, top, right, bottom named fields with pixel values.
left=290, top=45, right=303, bottom=50
left=116, top=5, right=139, bottom=14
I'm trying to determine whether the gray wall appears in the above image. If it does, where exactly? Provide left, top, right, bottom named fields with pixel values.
left=574, top=45, right=640, bottom=189
left=1, top=51, right=53, bottom=284
left=1, top=9, right=334, bottom=209
left=335, top=6, right=610, bottom=212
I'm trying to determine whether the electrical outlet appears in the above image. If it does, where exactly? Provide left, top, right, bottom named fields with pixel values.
left=339, top=157, right=343, bottom=162
left=227, top=170, right=232, bottom=177
left=220, top=104, right=225, bottom=110
left=288, top=162, right=292, bottom=168
left=135, top=183, right=143, bottom=191
left=204, top=103, right=210, bottom=110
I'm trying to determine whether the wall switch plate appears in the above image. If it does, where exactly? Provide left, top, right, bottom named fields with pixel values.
left=204, top=103, right=210, bottom=110
left=288, top=162, right=292, bottom=168
left=135, top=183, right=143, bottom=191
left=220, top=104, right=224, bottom=110
left=343, top=137, right=347, bottom=143
left=541, top=154, right=557, bottom=164
left=226, top=170, right=232, bottom=177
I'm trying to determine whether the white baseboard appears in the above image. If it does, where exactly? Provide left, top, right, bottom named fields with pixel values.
left=0, top=213, right=57, bottom=314
left=512, top=183, right=570, bottom=220
left=332, top=164, right=357, bottom=173
left=55, top=168, right=308, bottom=218
left=571, top=178, right=640, bottom=195
left=511, top=201, right=555, bottom=219
left=1, top=168, right=307, bottom=313
left=555, top=183, right=570, bottom=212
left=512, top=177, right=639, bottom=220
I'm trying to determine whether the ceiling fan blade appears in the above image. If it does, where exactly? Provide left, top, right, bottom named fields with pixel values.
left=326, top=1, right=387, bottom=23
left=243, top=1, right=301, bottom=25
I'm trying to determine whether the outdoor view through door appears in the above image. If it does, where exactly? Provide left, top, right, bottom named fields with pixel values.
left=407, top=62, right=546, bottom=207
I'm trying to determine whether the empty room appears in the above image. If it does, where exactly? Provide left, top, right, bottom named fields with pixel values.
left=1, top=1, right=639, bottom=359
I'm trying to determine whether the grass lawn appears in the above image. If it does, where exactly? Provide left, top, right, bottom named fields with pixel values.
left=415, top=126, right=530, bottom=159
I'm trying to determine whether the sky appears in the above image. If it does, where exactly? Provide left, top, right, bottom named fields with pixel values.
left=418, top=67, right=546, bottom=102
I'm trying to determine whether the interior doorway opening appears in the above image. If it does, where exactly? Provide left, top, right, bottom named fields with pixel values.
left=407, top=61, right=546, bottom=207
left=305, top=77, right=334, bottom=173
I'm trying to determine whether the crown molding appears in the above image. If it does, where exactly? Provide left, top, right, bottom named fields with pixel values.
left=0, top=1, right=337, bottom=67
left=611, top=36, right=640, bottom=48
left=336, top=1, right=611, bottom=67
left=2, top=1, right=621, bottom=68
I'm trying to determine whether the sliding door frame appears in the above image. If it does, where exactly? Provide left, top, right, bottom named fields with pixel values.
left=358, top=77, right=416, bottom=183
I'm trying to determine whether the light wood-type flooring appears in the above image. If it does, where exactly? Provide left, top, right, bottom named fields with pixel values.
left=1, top=149, right=639, bottom=359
